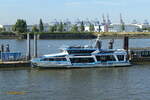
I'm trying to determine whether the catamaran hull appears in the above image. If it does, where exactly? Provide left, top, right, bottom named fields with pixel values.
left=31, top=62, right=70, bottom=68
left=31, top=62, right=131, bottom=68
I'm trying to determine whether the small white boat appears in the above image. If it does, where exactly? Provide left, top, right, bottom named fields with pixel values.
left=31, top=37, right=131, bottom=68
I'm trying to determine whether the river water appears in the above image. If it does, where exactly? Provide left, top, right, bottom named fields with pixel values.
left=1, top=38, right=150, bottom=56
left=0, top=38, right=150, bottom=100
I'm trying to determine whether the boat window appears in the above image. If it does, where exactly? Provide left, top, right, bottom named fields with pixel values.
left=70, top=58, right=95, bottom=63
left=67, top=50, right=95, bottom=54
left=41, top=58, right=49, bottom=61
left=41, top=57, right=67, bottom=61
left=54, top=55, right=66, bottom=57
left=54, top=58, right=67, bottom=61
left=117, top=55, right=124, bottom=61
left=96, top=55, right=116, bottom=62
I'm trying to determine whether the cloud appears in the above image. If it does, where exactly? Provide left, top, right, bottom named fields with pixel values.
left=64, top=0, right=124, bottom=7
left=93, top=1, right=122, bottom=6
left=64, top=1, right=82, bottom=6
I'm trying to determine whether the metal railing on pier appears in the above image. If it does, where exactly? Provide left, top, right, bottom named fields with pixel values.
left=130, top=48, right=150, bottom=62
left=0, top=52, right=27, bottom=62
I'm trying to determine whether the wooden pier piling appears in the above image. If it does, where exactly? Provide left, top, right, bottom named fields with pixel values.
left=26, top=33, right=31, bottom=60
left=34, top=34, right=38, bottom=58
left=123, top=36, right=129, bottom=51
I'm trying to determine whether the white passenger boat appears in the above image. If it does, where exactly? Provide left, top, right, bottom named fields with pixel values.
left=31, top=37, right=131, bottom=68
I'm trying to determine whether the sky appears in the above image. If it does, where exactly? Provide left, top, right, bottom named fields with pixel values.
left=0, top=0, right=150, bottom=25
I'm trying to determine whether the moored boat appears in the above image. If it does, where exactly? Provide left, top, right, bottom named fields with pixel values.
left=31, top=36, right=131, bottom=68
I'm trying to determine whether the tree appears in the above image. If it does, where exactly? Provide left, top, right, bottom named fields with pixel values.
left=89, top=24, right=95, bottom=32
left=142, top=27, right=147, bottom=31
left=147, top=27, right=150, bottom=32
left=71, top=24, right=78, bottom=32
left=49, top=25, right=55, bottom=32
left=32, top=25, right=39, bottom=32
left=0, top=28, right=5, bottom=32
left=57, top=22, right=64, bottom=32
left=39, top=19, right=44, bottom=32
left=98, top=25, right=101, bottom=32
left=137, top=27, right=142, bottom=32
left=3, top=27, right=6, bottom=32
left=13, top=19, right=27, bottom=33
left=121, top=23, right=125, bottom=32
left=53, top=24, right=57, bottom=32
left=0, top=28, right=3, bottom=32
left=80, top=21, right=85, bottom=32
left=142, top=27, right=150, bottom=32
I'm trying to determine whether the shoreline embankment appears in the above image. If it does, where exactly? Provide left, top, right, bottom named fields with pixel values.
left=0, top=32, right=150, bottom=39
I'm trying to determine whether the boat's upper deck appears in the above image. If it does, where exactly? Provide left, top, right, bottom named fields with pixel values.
left=60, top=46, right=97, bottom=55
left=61, top=46, right=127, bottom=55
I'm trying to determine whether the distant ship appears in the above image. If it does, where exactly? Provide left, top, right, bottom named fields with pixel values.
left=31, top=36, right=131, bottom=68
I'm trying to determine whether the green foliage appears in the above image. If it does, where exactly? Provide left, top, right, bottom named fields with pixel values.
left=98, top=25, right=101, bottom=32
left=71, top=24, right=78, bottom=32
left=49, top=25, right=55, bottom=32
left=121, top=24, right=125, bottom=32
left=137, top=27, right=142, bottom=32
left=80, top=21, right=85, bottom=32
left=3, top=27, right=6, bottom=32
left=89, top=24, right=95, bottom=32
left=39, top=19, right=44, bottom=32
left=13, top=19, right=27, bottom=33
left=32, top=25, right=39, bottom=32
left=57, top=22, right=64, bottom=32
left=29, top=32, right=92, bottom=35
left=142, top=28, right=147, bottom=30
left=147, top=28, right=150, bottom=32
left=142, top=27, right=150, bottom=32
left=0, top=28, right=2, bottom=32
left=0, top=28, right=5, bottom=32
left=54, top=25, right=58, bottom=32
left=0, top=32, right=16, bottom=35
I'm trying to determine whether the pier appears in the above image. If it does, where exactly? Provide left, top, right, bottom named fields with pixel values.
left=0, top=33, right=34, bottom=68
left=0, top=61, right=30, bottom=68
left=130, top=48, right=150, bottom=63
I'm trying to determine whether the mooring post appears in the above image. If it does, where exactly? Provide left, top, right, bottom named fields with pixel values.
left=26, top=33, right=31, bottom=60
left=124, top=36, right=129, bottom=60
left=1, top=44, right=4, bottom=61
left=34, top=34, right=38, bottom=58
left=124, top=36, right=129, bottom=51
